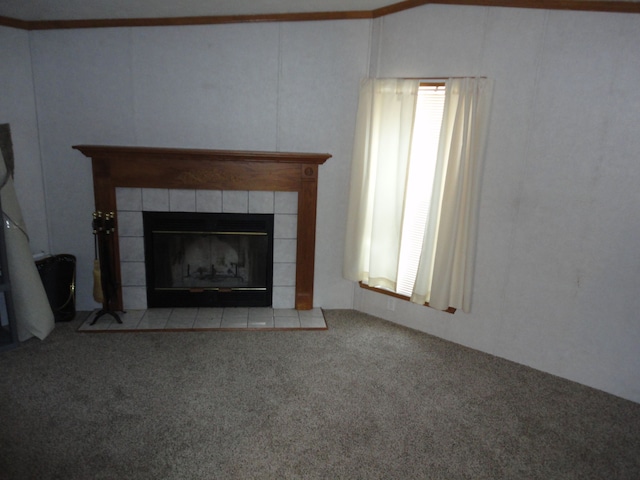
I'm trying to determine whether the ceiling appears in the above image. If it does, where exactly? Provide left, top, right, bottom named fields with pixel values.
left=0, top=0, right=638, bottom=23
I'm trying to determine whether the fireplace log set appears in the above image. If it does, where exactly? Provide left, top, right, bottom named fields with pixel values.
left=144, top=211, right=273, bottom=308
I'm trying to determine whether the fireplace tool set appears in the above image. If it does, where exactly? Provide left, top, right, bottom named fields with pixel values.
left=91, top=211, right=122, bottom=325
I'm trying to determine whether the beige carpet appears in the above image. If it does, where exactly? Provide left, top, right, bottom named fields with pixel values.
left=2, top=309, right=639, bottom=479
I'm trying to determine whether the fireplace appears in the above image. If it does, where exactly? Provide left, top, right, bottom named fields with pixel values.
left=74, top=145, right=330, bottom=311
left=144, top=211, right=274, bottom=308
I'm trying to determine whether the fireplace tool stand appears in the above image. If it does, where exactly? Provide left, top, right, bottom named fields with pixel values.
left=91, top=211, right=122, bottom=325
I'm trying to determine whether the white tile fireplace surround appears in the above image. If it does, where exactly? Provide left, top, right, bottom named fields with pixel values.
left=117, top=187, right=298, bottom=310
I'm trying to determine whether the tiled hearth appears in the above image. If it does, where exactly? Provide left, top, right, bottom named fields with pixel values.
left=117, top=188, right=298, bottom=310
left=79, top=307, right=327, bottom=332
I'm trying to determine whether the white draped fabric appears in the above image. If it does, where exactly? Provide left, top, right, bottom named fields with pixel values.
left=1, top=150, right=54, bottom=341
left=343, top=78, right=419, bottom=292
left=412, top=77, right=493, bottom=312
left=344, top=77, right=493, bottom=313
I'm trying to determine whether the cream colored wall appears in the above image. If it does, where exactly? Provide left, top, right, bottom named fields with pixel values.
left=357, top=4, right=640, bottom=403
left=27, top=21, right=371, bottom=314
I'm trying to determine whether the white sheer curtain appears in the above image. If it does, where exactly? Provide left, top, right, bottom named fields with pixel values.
left=344, top=77, right=492, bottom=313
left=412, top=77, right=493, bottom=312
left=343, top=78, right=419, bottom=291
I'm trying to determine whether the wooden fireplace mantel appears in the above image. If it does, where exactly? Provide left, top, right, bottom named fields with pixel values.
left=74, top=145, right=331, bottom=311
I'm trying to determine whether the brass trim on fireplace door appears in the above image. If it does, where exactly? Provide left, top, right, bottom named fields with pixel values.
left=152, top=230, right=268, bottom=236
left=157, top=288, right=268, bottom=291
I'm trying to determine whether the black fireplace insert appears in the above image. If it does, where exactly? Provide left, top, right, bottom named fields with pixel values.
left=143, top=211, right=274, bottom=308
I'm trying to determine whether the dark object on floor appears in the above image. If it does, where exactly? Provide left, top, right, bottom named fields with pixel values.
left=91, top=211, right=121, bottom=325
left=0, top=123, right=14, bottom=177
left=36, top=254, right=76, bottom=322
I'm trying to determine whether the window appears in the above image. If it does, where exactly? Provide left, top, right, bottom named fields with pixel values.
left=396, top=83, right=445, bottom=297
left=343, top=78, right=493, bottom=313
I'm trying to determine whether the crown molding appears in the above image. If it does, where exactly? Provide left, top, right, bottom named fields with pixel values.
left=14, top=10, right=374, bottom=31
left=0, top=15, right=30, bottom=29
left=376, top=0, right=640, bottom=15
left=1, top=0, right=639, bottom=30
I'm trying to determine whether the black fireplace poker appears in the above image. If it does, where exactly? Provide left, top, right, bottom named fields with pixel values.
left=91, top=211, right=122, bottom=325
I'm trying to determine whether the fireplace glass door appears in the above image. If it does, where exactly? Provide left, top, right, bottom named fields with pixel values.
left=143, top=212, right=274, bottom=308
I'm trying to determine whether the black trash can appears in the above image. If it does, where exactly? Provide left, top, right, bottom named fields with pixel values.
left=36, top=254, right=76, bottom=322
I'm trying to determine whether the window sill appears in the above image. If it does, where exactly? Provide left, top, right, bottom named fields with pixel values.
left=358, top=282, right=456, bottom=314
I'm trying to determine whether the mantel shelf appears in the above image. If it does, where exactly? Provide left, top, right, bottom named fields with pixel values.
left=73, top=145, right=331, bottom=164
